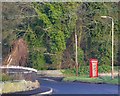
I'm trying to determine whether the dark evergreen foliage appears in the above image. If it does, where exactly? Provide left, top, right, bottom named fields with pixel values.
left=2, top=2, right=119, bottom=70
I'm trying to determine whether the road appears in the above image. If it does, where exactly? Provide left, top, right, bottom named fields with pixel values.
left=37, top=77, right=119, bottom=95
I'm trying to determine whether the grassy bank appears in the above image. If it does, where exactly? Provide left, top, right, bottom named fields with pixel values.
left=1, top=80, right=40, bottom=94
left=62, top=65, right=119, bottom=85
left=63, top=76, right=119, bottom=85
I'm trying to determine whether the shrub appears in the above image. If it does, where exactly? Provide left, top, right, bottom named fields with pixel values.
left=63, top=66, right=89, bottom=76
left=98, top=65, right=111, bottom=73
left=77, top=48, right=84, bottom=65
left=2, top=74, right=13, bottom=81
left=29, top=51, right=46, bottom=70
left=63, top=65, right=118, bottom=76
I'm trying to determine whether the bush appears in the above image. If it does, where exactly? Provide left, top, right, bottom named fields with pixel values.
left=29, top=51, right=46, bottom=70
left=63, top=65, right=118, bottom=76
left=98, top=65, right=111, bottom=73
left=2, top=74, right=13, bottom=81
left=77, top=48, right=84, bottom=65
left=63, top=66, right=89, bottom=76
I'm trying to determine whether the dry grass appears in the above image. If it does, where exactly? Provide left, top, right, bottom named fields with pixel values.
left=1, top=80, right=40, bottom=94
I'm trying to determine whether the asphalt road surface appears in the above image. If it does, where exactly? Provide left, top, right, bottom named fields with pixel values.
left=37, top=77, right=119, bottom=95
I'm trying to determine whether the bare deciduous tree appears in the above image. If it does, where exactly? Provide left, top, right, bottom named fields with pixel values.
left=3, top=38, right=28, bottom=66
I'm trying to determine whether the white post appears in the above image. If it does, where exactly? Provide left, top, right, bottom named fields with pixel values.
left=101, top=16, right=114, bottom=79
left=75, top=32, right=78, bottom=76
left=111, top=18, right=114, bottom=79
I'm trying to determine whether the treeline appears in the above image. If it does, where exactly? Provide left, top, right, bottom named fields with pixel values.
left=2, top=2, right=119, bottom=70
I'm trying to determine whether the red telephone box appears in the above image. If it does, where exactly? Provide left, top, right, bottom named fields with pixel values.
left=90, top=59, right=98, bottom=78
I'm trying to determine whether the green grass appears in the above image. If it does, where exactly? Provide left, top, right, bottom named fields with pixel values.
left=63, top=76, right=119, bottom=85
left=62, top=65, right=119, bottom=85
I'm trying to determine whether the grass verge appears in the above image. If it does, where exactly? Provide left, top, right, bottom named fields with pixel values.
left=63, top=76, right=119, bottom=85
left=62, top=66, right=119, bottom=85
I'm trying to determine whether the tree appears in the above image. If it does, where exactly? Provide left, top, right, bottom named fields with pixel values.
left=32, top=2, right=80, bottom=69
